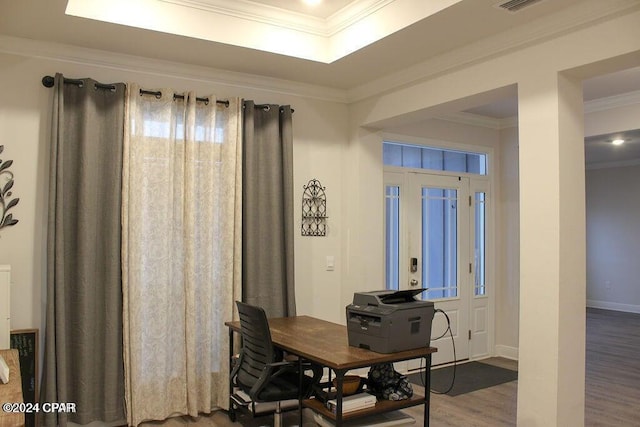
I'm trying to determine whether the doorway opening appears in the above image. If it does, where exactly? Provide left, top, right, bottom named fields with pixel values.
left=383, top=141, right=491, bottom=366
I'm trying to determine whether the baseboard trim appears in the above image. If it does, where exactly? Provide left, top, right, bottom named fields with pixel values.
left=495, top=345, right=518, bottom=361
left=587, top=300, right=640, bottom=314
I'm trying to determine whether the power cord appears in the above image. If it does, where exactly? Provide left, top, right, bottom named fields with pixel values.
left=417, top=308, right=457, bottom=394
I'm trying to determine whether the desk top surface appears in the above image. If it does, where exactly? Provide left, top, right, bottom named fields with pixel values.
left=226, top=315, right=436, bottom=371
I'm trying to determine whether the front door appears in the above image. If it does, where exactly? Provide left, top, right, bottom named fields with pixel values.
left=384, top=170, right=490, bottom=367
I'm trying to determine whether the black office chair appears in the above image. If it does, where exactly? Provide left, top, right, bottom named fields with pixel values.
left=229, top=301, right=321, bottom=427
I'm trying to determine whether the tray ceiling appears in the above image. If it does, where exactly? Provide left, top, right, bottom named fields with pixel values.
left=65, top=0, right=466, bottom=63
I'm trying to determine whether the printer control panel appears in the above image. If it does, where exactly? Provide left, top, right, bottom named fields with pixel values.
left=351, top=305, right=393, bottom=315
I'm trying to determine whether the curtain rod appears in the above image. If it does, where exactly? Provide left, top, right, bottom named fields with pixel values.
left=42, top=76, right=293, bottom=112
left=138, top=89, right=228, bottom=107
left=42, top=75, right=119, bottom=92
left=246, top=103, right=294, bottom=113
left=41, top=76, right=229, bottom=107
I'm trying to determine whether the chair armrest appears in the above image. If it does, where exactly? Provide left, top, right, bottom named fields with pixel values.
left=248, top=360, right=298, bottom=398
left=230, top=352, right=243, bottom=385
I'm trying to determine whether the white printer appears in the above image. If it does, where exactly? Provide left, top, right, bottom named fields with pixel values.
left=346, top=289, right=434, bottom=353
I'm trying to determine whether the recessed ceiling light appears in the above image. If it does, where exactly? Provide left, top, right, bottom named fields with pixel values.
left=612, top=139, right=625, bottom=146
left=303, top=0, right=322, bottom=5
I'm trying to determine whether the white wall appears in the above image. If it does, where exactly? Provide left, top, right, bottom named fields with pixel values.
left=586, top=164, right=640, bottom=313
left=0, top=41, right=349, bottom=344
left=497, top=125, right=520, bottom=358
left=584, top=99, right=640, bottom=313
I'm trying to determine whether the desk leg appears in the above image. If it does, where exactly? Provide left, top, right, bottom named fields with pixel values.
left=228, top=328, right=236, bottom=422
left=424, top=354, right=431, bottom=427
left=335, top=370, right=345, bottom=427
left=298, top=357, right=304, bottom=427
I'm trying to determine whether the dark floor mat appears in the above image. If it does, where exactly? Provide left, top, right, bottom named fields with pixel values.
left=407, top=361, right=518, bottom=396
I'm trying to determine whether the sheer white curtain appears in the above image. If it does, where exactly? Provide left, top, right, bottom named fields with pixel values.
left=122, top=84, right=242, bottom=426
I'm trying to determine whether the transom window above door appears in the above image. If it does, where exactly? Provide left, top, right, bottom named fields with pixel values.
left=383, top=141, right=487, bottom=175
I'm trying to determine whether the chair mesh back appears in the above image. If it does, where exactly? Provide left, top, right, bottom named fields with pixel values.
left=236, top=301, right=276, bottom=389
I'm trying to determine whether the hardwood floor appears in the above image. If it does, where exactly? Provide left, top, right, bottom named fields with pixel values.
left=585, top=308, right=640, bottom=426
left=404, top=358, right=518, bottom=427
left=141, top=308, right=640, bottom=426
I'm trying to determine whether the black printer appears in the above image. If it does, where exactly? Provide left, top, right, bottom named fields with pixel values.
left=346, top=289, right=434, bottom=353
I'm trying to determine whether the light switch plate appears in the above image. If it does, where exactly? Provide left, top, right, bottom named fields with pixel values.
left=326, top=256, right=335, bottom=271
left=0, top=355, right=9, bottom=384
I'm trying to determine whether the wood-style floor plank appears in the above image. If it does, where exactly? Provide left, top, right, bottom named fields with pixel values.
left=585, top=308, right=640, bottom=427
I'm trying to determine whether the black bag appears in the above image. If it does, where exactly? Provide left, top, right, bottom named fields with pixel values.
left=367, top=363, right=413, bottom=401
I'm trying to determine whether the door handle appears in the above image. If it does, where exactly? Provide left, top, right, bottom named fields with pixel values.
left=410, top=257, right=418, bottom=273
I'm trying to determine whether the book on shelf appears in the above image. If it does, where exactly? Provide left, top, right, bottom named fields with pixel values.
left=313, top=410, right=416, bottom=427
left=328, top=400, right=375, bottom=414
left=327, top=392, right=377, bottom=414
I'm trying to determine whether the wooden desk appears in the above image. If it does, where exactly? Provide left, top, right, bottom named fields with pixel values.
left=226, top=315, right=436, bottom=426
left=0, top=349, right=25, bottom=427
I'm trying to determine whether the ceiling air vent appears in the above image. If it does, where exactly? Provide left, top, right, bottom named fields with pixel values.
left=494, top=0, right=547, bottom=13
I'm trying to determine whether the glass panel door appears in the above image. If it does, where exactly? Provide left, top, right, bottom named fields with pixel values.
left=422, top=187, right=459, bottom=300
left=474, top=192, right=486, bottom=296
left=385, top=185, right=401, bottom=291
left=407, top=174, right=470, bottom=365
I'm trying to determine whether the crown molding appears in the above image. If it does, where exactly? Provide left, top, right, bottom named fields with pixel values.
left=436, top=112, right=519, bottom=130
left=0, top=35, right=348, bottom=104
left=499, top=116, right=519, bottom=129
left=326, top=0, right=395, bottom=36
left=159, top=0, right=326, bottom=36
left=586, top=158, right=640, bottom=170
left=584, top=89, right=640, bottom=114
left=348, top=0, right=640, bottom=102
left=436, top=112, right=503, bottom=130
left=64, top=0, right=458, bottom=64
left=159, top=0, right=395, bottom=37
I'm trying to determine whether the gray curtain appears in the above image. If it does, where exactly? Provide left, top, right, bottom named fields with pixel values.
left=242, top=101, right=295, bottom=318
left=42, top=73, right=125, bottom=426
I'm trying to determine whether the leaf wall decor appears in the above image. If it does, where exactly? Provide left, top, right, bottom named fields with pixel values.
left=0, top=145, right=20, bottom=232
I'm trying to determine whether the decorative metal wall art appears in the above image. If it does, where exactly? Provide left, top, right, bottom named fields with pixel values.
left=0, top=145, right=19, bottom=232
left=301, top=179, right=327, bottom=236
